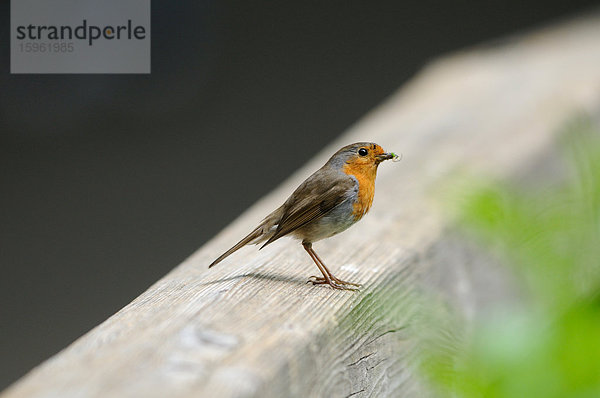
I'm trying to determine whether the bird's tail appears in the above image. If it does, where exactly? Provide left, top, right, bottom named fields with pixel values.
left=208, top=225, right=266, bottom=268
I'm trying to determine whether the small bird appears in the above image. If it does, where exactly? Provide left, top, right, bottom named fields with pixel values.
left=209, top=142, right=396, bottom=290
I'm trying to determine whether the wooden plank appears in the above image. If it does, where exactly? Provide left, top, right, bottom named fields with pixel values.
left=4, top=15, right=600, bottom=398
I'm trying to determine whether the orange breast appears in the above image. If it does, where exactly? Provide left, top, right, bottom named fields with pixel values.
left=343, top=162, right=377, bottom=221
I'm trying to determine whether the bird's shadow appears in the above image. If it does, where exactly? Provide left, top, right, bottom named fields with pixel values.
left=199, top=270, right=311, bottom=288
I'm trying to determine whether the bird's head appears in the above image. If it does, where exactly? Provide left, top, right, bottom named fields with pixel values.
left=328, top=142, right=396, bottom=170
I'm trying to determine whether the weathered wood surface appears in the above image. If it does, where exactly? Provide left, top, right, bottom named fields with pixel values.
left=4, top=15, right=600, bottom=398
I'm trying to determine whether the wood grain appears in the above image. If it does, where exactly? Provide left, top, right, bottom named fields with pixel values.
left=4, top=15, right=600, bottom=398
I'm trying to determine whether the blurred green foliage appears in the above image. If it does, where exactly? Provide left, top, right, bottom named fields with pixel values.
left=421, top=117, right=600, bottom=398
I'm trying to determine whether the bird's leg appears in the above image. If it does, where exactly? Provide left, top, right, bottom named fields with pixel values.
left=302, top=242, right=339, bottom=288
left=302, top=243, right=360, bottom=290
left=310, top=247, right=361, bottom=287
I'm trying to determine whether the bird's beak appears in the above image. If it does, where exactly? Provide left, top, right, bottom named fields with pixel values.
left=375, top=153, right=395, bottom=162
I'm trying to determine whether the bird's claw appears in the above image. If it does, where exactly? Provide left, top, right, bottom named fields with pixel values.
left=308, top=276, right=361, bottom=291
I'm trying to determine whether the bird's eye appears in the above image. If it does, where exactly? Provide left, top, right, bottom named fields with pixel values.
left=358, top=148, right=368, bottom=156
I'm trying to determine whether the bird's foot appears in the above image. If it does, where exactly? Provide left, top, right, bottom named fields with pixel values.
left=308, top=276, right=361, bottom=290
left=328, top=275, right=361, bottom=287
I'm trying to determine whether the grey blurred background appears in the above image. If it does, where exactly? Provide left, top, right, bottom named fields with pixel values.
left=0, top=0, right=596, bottom=390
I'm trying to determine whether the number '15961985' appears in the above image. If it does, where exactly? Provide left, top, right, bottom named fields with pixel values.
left=19, top=42, right=74, bottom=53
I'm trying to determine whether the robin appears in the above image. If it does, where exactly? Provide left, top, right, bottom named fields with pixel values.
left=209, top=142, right=397, bottom=290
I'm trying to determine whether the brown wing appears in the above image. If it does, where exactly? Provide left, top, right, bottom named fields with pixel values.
left=261, top=169, right=355, bottom=247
